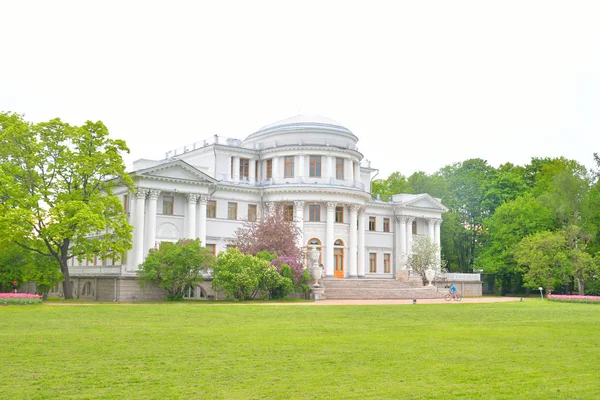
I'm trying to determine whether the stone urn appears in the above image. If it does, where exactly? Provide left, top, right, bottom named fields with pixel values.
left=308, top=246, right=323, bottom=288
left=424, top=267, right=436, bottom=287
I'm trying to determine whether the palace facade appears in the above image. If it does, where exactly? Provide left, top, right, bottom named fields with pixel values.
left=64, top=115, right=450, bottom=300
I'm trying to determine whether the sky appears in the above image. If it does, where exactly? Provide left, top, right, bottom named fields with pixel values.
left=1, top=0, right=599, bottom=178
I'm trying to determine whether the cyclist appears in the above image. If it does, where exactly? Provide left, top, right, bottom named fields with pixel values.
left=449, top=284, right=458, bottom=299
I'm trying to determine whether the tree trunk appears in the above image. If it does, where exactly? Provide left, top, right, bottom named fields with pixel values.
left=60, top=258, right=74, bottom=299
left=578, top=278, right=585, bottom=295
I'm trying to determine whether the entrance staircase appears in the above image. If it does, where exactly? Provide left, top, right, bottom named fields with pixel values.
left=322, top=277, right=445, bottom=300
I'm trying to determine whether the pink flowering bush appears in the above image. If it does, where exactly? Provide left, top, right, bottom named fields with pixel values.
left=0, top=293, right=43, bottom=305
left=547, top=294, right=600, bottom=304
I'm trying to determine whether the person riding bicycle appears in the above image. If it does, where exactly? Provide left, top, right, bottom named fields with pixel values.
left=449, top=284, right=458, bottom=298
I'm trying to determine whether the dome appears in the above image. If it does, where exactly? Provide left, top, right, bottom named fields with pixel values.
left=244, top=114, right=354, bottom=141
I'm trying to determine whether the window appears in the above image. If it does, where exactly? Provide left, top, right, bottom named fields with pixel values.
left=334, top=239, right=344, bottom=277
left=383, top=218, right=390, bottom=232
left=266, top=159, right=273, bottom=180
left=285, top=204, right=294, bottom=221
left=206, top=244, right=216, bottom=256
left=309, top=205, right=321, bottom=222
left=336, top=157, right=344, bottom=180
left=255, top=160, right=259, bottom=181
left=248, top=204, right=257, bottom=222
left=284, top=156, right=294, bottom=178
left=369, top=216, right=376, bottom=231
left=228, top=202, right=237, bottom=220
left=384, top=253, right=391, bottom=273
left=163, top=196, right=174, bottom=215
left=240, top=158, right=249, bottom=179
left=123, top=195, right=129, bottom=214
left=412, top=220, right=417, bottom=235
left=207, top=200, right=216, bottom=218
left=309, top=155, right=321, bottom=177
left=335, top=206, right=344, bottom=223
left=369, top=253, right=377, bottom=273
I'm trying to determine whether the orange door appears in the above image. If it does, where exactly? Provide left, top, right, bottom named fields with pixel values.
left=334, top=251, right=344, bottom=278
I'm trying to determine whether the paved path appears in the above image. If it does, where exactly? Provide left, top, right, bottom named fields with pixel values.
left=44, top=297, right=523, bottom=306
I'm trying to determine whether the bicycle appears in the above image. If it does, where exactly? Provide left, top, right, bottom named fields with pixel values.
left=444, top=291, right=462, bottom=302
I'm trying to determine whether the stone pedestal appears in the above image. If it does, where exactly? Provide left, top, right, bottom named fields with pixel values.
left=395, top=270, right=409, bottom=282
left=311, top=287, right=326, bottom=301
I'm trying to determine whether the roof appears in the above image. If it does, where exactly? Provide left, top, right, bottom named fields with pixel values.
left=244, top=114, right=354, bottom=141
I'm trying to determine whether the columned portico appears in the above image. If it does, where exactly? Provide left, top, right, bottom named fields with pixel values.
left=197, top=195, right=208, bottom=245
left=357, top=208, right=366, bottom=277
left=325, top=201, right=336, bottom=277
left=294, top=201, right=305, bottom=247
left=133, top=188, right=148, bottom=269
left=145, top=189, right=160, bottom=255
left=396, top=216, right=408, bottom=268
left=348, top=204, right=360, bottom=277
left=186, top=193, right=199, bottom=238
left=405, top=216, right=414, bottom=260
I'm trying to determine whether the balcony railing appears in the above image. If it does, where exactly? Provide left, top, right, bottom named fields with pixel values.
left=218, top=175, right=365, bottom=191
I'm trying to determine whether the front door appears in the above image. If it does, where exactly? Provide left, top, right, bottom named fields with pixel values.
left=334, top=249, right=344, bottom=278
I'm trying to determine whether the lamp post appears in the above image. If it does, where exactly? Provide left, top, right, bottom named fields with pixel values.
left=538, top=287, right=544, bottom=300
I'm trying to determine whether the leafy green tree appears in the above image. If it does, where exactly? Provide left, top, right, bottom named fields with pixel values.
left=0, top=112, right=133, bottom=299
left=138, top=239, right=214, bottom=301
left=514, top=231, right=570, bottom=292
left=477, top=196, right=558, bottom=293
left=212, top=248, right=293, bottom=300
left=407, top=236, right=446, bottom=285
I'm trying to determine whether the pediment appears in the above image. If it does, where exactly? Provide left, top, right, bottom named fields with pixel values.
left=133, top=160, right=217, bottom=184
left=398, top=194, right=448, bottom=212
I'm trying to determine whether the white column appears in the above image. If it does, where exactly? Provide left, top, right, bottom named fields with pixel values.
left=228, top=156, right=233, bottom=182
left=344, top=158, right=352, bottom=182
left=406, top=217, right=414, bottom=261
left=232, top=157, right=240, bottom=183
left=397, top=216, right=407, bottom=269
left=249, top=159, right=256, bottom=183
left=272, top=157, right=280, bottom=181
left=186, top=193, right=199, bottom=238
left=127, top=194, right=136, bottom=264
left=427, top=218, right=435, bottom=243
left=294, top=201, right=305, bottom=247
left=327, top=156, right=334, bottom=181
left=354, top=162, right=361, bottom=184
left=198, top=195, right=208, bottom=246
left=325, top=201, right=336, bottom=277
left=133, top=188, right=148, bottom=268
left=145, top=189, right=160, bottom=255
left=349, top=204, right=359, bottom=277
left=297, top=155, right=304, bottom=182
left=357, top=208, right=366, bottom=277
left=434, top=219, right=441, bottom=245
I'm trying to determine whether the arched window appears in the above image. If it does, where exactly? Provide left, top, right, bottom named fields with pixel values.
left=334, top=239, right=344, bottom=278
left=81, top=281, right=92, bottom=297
left=306, top=238, right=322, bottom=267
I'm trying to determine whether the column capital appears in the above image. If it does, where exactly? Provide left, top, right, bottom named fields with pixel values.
left=198, top=195, right=209, bottom=204
left=396, top=215, right=410, bottom=223
left=326, top=201, right=337, bottom=211
left=148, top=189, right=161, bottom=200
left=186, top=193, right=199, bottom=203
left=294, top=200, right=305, bottom=209
left=357, top=206, right=366, bottom=216
left=135, top=188, right=148, bottom=199
left=434, top=218, right=443, bottom=226
left=426, top=217, right=442, bottom=225
left=405, top=216, right=415, bottom=223
left=349, top=204, right=361, bottom=214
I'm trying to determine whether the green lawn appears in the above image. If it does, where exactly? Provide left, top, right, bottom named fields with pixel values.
left=1, top=301, right=598, bottom=399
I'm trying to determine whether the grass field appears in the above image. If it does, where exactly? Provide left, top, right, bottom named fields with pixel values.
left=1, top=300, right=599, bottom=399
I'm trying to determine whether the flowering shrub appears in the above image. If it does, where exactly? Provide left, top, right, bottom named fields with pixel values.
left=0, top=293, right=43, bottom=305
left=547, top=294, right=600, bottom=304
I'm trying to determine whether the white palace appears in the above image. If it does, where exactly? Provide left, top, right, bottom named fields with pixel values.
left=64, top=115, right=454, bottom=300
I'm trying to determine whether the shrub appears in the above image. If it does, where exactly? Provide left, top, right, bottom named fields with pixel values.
left=547, top=294, right=600, bottom=304
left=0, top=293, right=43, bottom=305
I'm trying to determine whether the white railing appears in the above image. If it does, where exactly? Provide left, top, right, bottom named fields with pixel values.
left=68, top=266, right=123, bottom=275
left=218, top=175, right=365, bottom=190
left=438, top=273, right=481, bottom=282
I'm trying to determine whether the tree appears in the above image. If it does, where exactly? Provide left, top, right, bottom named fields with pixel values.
left=476, top=195, right=558, bottom=294
left=514, top=231, right=570, bottom=292
left=407, top=236, right=445, bottom=285
left=0, top=112, right=133, bottom=299
left=232, top=203, right=303, bottom=260
left=138, top=239, right=214, bottom=301
left=212, top=248, right=293, bottom=300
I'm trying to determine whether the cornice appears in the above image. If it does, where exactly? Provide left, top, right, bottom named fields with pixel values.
left=263, top=185, right=371, bottom=201
left=134, top=175, right=216, bottom=187
left=259, top=145, right=363, bottom=159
